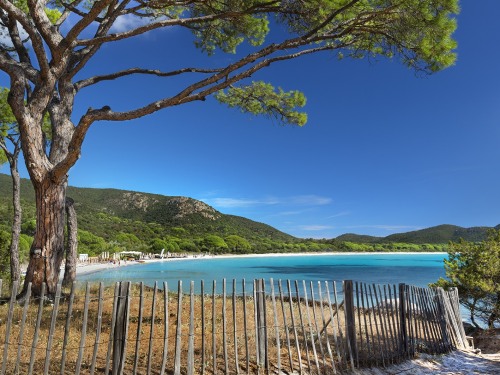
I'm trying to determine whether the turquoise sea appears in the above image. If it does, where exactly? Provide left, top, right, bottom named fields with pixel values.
left=78, top=253, right=447, bottom=293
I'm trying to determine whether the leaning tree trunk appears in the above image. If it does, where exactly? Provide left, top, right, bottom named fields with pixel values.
left=8, top=152, right=21, bottom=284
left=62, top=197, right=77, bottom=288
left=23, top=178, right=68, bottom=297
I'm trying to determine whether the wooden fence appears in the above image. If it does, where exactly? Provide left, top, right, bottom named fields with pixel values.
left=0, top=279, right=469, bottom=374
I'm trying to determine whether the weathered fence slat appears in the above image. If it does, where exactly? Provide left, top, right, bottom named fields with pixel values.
left=325, top=281, right=343, bottom=369
left=112, top=281, right=131, bottom=375
left=344, top=280, right=357, bottom=370
left=442, top=287, right=465, bottom=349
left=255, top=279, right=268, bottom=371
left=201, top=280, right=206, bottom=375
left=377, top=284, right=393, bottom=364
left=295, top=280, right=312, bottom=373
left=231, top=279, right=240, bottom=374
left=279, top=280, right=293, bottom=371
left=15, top=282, right=32, bottom=375
left=390, top=284, right=401, bottom=362
left=447, top=288, right=468, bottom=349
left=105, top=283, right=120, bottom=375
left=287, top=279, right=303, bottom=373
left=302, top=280, right=320, bottom=373
left=419, top=287, right=438, bottom=353
left=222, top=279, right=228, bottom=374
left=432, top=288, right=451, bottom=352
left=368, top=284, right=385, bottom=367
left=242, top=279, right=250, bottom=374
left=406, top=285, right=417, bottom=357
left=252, top=280, right=259, bottom=371
left=44, top=282, right=62, bottom=375
left=1, top=280, right=18, bottom=375
left=75, top=282, right=90, bottom=375
left=269, top=279, right=281, bottom=374
left=359, top=283, right=373, bottom=366
left=311, top=281, right=327, bottom=371
left=355, top=282, right=363, bottom=368
left=90, top=282, right=104, bottom=375
left=212, top=280, right=217, bottom=375
left=147, top=281, right=158, bottom=375
left=188, top=281, right=195, bottom=375
left=380, top=284, right=395, bottom=363
left=333, top=281, right=349, bottom=370
left=159, top=281, right=169, bottom=375
left=133, top=282, right=145, bottom=375
left=28, top=283, right=46, bottom=375
left=398, top=284, right=408, bottom=359
left=174, top=280, right=183, bottom=375
left=318, top=281, right=336, bottom=373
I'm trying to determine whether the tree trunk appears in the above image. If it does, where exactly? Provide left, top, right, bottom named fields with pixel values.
left=23, top=178, right=67, bottom=297
left=62, top=197, right=77, bottom=288
left=8, top=152, right=21, bottom=284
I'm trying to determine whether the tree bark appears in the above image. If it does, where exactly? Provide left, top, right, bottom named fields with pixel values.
left=8, top=148, right=21, bottom=284
left=62, top=197, right=77, bottom=288
left=23, top=178, right=68, bottom=297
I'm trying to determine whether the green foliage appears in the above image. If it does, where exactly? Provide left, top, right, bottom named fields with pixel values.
left=216, top=81, right=307, bottom=126
left=0, top=87, right=52, bottom=146
left=0, top=229, right=10, bottom=280
left=432, top=230, right=500, bottom=329
left=78, top=229, right=107, bottom=256
left=0, top=88, right=16, bottom=131
left=202, top=234, right=228, bottom=253
left=150, top=238, right=169, bottom=253
left=338, top=224, right=490, bottom=245
left=191, top=1, right=269, bottom=55
left=114, top=232, right=141, bottom=251
left=18, top=234, right=31, bottom=263
left=225, top=234, right=252, bottom=253
left=339, top=241, right=446, bottom=252
left=21, top=219, right=37, bottom=236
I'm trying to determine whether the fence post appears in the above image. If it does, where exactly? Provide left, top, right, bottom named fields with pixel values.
left=112, top=281, right=131, bottom=375
left=398, top=283, right=408, bottom=358
left=255, top=279, right=268, bottom=370
left=343, top=280, right=357, bottom=368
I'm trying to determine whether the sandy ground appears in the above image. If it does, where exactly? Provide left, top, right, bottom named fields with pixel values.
left=356, top=350, right=500, bottom=375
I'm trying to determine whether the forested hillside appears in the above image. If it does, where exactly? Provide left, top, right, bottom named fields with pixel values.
left=0, top=174, right=330, bottom=261
left=337, top=224, right=497, bottom=244
left=1, top=173, right=495, bottom=266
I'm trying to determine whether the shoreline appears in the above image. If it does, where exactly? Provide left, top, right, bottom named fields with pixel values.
left=74, top=251, right=447, bottom=277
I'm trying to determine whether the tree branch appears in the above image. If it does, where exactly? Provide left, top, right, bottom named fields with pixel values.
left=0, top=0, right=50, bottom=78
left=27, top=0, right=63, bottom=55
left=63, top=0, right=116, bottom=51
left=56, top=0, right=86, bottom=27
left=0, top=12, right=31, bottom=65
left=75, top=4, right=277, bottom=47
left=75, top=66, right=224, bottom=90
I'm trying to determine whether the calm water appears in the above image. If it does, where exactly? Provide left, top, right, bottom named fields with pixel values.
left=78, top=253, right=447, bottom=293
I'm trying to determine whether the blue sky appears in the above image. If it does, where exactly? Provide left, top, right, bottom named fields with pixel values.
left=2, top=2, right=500, bottom=239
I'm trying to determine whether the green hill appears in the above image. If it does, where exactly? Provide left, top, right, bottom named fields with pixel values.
left=335, top=224, right=495, bottom=244
left=1, top=173, right=498, bottom=257
left=0, top=173, right=316, bottom=256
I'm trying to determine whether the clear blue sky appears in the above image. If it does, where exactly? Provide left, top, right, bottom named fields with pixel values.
left=2, top=2, right=500, bottom=239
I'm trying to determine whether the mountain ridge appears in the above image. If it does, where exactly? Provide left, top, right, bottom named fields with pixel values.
left=1, top=173, right=498, bottom=246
